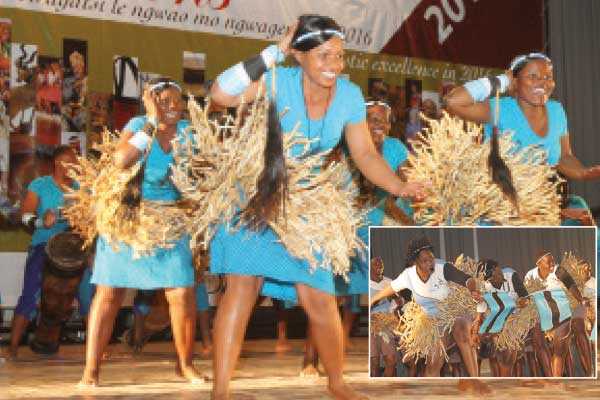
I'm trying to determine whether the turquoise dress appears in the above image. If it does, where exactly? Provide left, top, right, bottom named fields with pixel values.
left=210, top=67, right=366, bottom=302
left=484, top=97, right=591, bottom=225
left=336, top=137, right=411, bottom=296
left=92, top=116, right=195, bottom=289
left=484, top=97, right=567, bottom=166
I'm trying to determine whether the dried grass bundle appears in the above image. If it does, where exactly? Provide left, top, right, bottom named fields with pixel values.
left=454, top=254, right=483, bottom=282
left=434, top=255, right=480, bottom=335
left=404, top=112, right=561, bottom=225
left=559, top=252, right=589, bottom=290
left=524, top=276, right=547, bottom=294
left=395, top=301, right=445, bottom=362
left=559, top=252, right=590, bottom=309
left=371, top=312, right=399, bottom=333
left=171, top=85, right=363, bottom=276
left=270, top=147, right=365, bottom=275
left=63, top=130, right=191, bottom=257
left=436, top=282, right=478, bottom=335
left=494, top=302, right=539, bottom=352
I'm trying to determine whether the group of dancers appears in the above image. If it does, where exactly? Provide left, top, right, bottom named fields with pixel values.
left=3, top=12, right=599, bottom=400
left=370, top=236, right=596, bottom=378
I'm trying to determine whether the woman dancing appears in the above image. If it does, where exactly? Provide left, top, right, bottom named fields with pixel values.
left=208, top=14, right=426, bottom=400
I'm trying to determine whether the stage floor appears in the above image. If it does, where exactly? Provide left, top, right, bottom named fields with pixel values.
left=2, top=338, right=599, bottom=399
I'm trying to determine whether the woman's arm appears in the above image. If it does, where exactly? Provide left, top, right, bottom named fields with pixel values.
left=114, top=90, right=157, bottom=169
left=345, top=121, right=426, bottom=199
left=210, top=81, right=263, bottom=108
left=444, top=72, right=512, bottom=123
left=20, top=190, right=55, bottom=229
left=370, top=284, right=396, bottom=308
left=557, top=134, right=600, bottom=180
left=443, top=86, right=492, bottom=123
left=210, top=23, right=297, bottom=108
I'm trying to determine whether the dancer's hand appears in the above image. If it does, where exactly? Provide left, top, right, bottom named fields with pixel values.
left=142, top=89, right=158, bottom=124
left=279, top=21, right=299, bottom=55
left=42, top=209, right=57, bottom=228
left=470, top=289, right=483, bottom=302
left=582, top=165, right=600, bottom=180
left=396, top=181, right=429, bottom=201
left=517, top=297, right=529, bottom=308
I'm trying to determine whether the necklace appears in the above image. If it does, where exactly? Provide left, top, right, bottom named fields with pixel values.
left=301, top=73, right=333, bottom=153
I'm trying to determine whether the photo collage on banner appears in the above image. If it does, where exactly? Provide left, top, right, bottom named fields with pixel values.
left=112, top=55, right=139, bottom=131
left=0, top=18, right=11, bottom=205
left=366, top=75, right=450, bottom=151
left=61, top=39, right=87, bottom=134
left=34, top=55, right=62, bottom=157
left=182, top=51, right=206, bottom=119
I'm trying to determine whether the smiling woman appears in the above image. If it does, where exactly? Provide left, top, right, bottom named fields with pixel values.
left=444, top=53, right=600, bottom=181
left=77, top=77, right=204, bottom=387
left=207, top=13, right=428, bottom=400
left=444, top=53, right=600, bottom=224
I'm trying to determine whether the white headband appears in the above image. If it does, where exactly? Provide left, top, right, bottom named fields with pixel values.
left=149, top=81, right=182, bottom=93
left=509, top=53, right=552, bottom=71
left=293, top=29, right=345, bottom=46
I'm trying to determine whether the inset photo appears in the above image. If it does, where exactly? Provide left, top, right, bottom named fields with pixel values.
left=369, top=226, right=597, bottom=378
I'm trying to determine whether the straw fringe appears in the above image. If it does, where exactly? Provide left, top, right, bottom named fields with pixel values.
left=494, top=302, right=538, bottom=352
left=171, top=84, right=364, bottom=277
left=395, top=301, right=446, bottom=362
left=404, top=112, right=562, bottom=225
left=62, top=130, right=191, bottom=257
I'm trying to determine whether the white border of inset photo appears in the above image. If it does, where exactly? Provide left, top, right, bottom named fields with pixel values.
left=368, top=225, right=598, bottom=380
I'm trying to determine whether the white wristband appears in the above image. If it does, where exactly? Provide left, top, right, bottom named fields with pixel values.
left=260, top=44, right=285, bottom=68
left=128, top=130, right=152, bottom=151
left=22, top=212, right=44, bottom=229
left=22, top=212, right=35, bottom=226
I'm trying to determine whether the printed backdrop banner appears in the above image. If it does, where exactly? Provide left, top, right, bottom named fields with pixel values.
left=5, top=0, right=543, bottom=68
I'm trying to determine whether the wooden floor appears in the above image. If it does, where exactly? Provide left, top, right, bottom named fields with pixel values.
left=1, top=339, right=599, bottom=399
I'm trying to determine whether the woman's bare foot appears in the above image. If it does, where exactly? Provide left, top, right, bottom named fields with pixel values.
left=211, top=391, right=229, bottom=400
left=200, top=344, right=213, bottom=357
left=275, top=339, right=292, bottom=353
left=344, top=339, right=355, bottom=353
left=77, top=369, right=99, bottom=388
left=175, top=362, right=204, bottom=384
left=3, top=347, right=17, bottom=361
left=327, top=383, right=369, bottom=400
left=299, top=364, right=320, bottom=378
left=457, top=379, right=492, bottom=394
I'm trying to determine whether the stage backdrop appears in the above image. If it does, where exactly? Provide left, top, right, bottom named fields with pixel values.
left=3, top=0, right=543, bottom=68
left=0, top=2, right=541, bottom=305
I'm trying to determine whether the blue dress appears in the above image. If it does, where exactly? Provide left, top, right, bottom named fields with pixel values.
left=210, top=67, right=366, bottom=302
left=484, top=97, right=567, bottom=167
left=92, top=116, right=195, bottom=289
left=336, top=137, right=411, bottom=296
left=484, top=97, right=592, bottom=226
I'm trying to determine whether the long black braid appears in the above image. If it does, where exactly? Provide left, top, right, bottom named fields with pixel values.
left=488, top=76, right=518, bottom=206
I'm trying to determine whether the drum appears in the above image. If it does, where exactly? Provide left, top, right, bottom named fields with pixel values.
left=30, top=232, right=88, bottom=354
left=142, top=290, right=171, bottom=333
